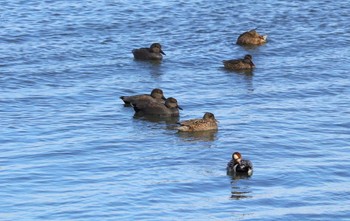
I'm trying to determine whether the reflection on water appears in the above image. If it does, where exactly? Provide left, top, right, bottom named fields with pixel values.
left=223, top=68, right=255, bottom=92
left=223, top=67, right=254, bottom=76
left=230, top=190, right=253, bottom=200
left=133, top=114, right=180, bottom=125
left=238, top=44, right=266, bottom=51
left=149, top=63, right=164, bottom=78
left=176, top=130, right=218, bottom=142
left=228, top=175, right=253, bottom=200
left=132, top=58, right=163, bottom=65
left=243, top=75, right=254, bottom=93
left=132, top=59, right=164, bottom=79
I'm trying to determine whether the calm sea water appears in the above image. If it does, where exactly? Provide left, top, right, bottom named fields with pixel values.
left=1, top=0, right=350, bottom=220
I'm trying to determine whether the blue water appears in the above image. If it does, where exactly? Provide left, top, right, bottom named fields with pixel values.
left=1, top=0, right=350, bottom=220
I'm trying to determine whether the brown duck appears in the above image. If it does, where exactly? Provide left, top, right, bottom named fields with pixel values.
left=223, top=54, right=255, bottom=70
left=177, top=112, right=218, bottom=132
left=236, top=29, right=267, bottom=46
left=132, top=43, right=165, bottom=60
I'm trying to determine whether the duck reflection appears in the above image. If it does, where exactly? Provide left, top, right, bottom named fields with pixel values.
left=223, top=67, right=254, bottom=76
left=133, top=114, right=179, bottom=125
left=228, top=175, right=253, bottom=200
left=177, top=130, right=218, bottom=142
left=149, top=62, right=164, bottom=78
left=230, top=186, right=252, bottom=200
left=132, top=58, right=164, bottom=79
left=224, top=68, right=254, bottom=92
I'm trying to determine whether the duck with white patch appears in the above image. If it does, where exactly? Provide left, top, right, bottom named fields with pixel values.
left=226, top=152, right=253, bottom=176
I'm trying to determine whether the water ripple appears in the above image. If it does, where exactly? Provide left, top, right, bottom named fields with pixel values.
left=1, top=0, right=350, bottom=220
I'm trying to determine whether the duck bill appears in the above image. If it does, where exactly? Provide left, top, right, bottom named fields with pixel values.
left=160, top=50, right=166, bottom=55
left=177, top=105, right=183, bottom=110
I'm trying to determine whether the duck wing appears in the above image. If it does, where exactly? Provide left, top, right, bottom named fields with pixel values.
left=179, top=118, right=203, bottom=126
left=132, top=101, right=167, bottom=116
left=223, top=59, right=241, bottom=65
left=120, top=94, right=152, bottom=105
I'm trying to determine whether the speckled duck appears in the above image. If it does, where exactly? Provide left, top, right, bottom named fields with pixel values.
left=177, top=112, right=218, bottom=132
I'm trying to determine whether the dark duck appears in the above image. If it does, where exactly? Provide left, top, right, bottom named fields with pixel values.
left=132, top=43, right=165, bottom=61
left=120, top=88, right=166, bottom=106
left=226, top=152, right=253, bottom=176
left=223, top=54, right=255, bottom=70
left=132, top=97, right=182, bottom=117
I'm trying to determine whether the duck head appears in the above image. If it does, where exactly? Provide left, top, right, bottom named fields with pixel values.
left=150, top=88, right=166, bottom=100
left=243, top=54, right=255, bottom=68
left=203, top=112, right=218, bottom=122
left=203, top=112, right=215, bottom=119
left=150, top=43, right=166, bottom=55
left=233, top=152, right=242, bottom=164
left=165, top=97, right=183, bottom=110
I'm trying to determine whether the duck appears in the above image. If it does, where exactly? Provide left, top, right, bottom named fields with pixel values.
left=132, top=97, right=182, bottom=117
left=132, top=43, right=165, bottom=60
left=223, top=54, right=255, bottom=70
left=177, top=112, right=218, bottom=132
left=236, top=29, right=267, bottom=46
left=120, top=88, right=166, bottom=106
left=226, top=152, right=253, bottom=176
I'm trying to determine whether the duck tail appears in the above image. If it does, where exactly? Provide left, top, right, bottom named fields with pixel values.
left=177, top=125, right=190, bottom=132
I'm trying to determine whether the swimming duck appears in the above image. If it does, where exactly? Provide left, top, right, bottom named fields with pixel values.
left=132, top=43, right=165, bottom=60
left=120, top=88, right=166, bottom=106
left=236, top=29, right=267, bottom=46
left=177, top=112, right=218, bottom=132
left=132, top=97, right=182, bottom=117
left=223, top=54, right=255, bottom=70
left=226, top=152, right=253, bottom=176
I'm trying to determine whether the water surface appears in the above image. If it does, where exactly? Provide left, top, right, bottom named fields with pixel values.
left=1, top=0, right=350, bottom=220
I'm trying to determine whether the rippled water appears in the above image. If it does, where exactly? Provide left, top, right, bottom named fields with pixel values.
left=1, top=0, right=350, bottom=220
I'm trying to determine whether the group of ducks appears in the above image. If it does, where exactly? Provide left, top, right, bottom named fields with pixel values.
left=121, top=29, right=267, bottom=176
left=120, top=88, right=218, bottom=132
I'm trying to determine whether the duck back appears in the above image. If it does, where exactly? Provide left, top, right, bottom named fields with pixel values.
left=132, top=98, right=181, bottom=117
left=236, top=29, right=267, bottom=46
left=132, top=43, right=165, bottom=60
left=177, top=113, right=218, bottom=132
left=132, top=48, right=163, bottom=60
